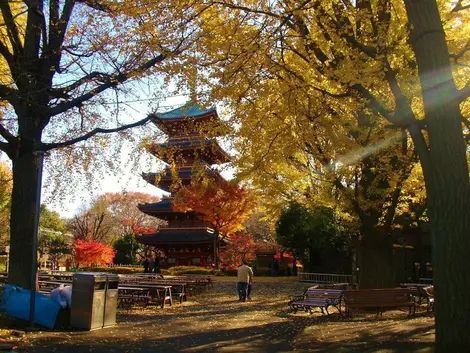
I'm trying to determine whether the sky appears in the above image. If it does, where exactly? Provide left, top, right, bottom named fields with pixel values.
left=0, top=94, right=235, bottom=219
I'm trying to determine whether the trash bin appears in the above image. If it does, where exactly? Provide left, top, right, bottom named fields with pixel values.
left=103, top=274, right=118, bottom=328
left=70, top=272, right=118, bottom=330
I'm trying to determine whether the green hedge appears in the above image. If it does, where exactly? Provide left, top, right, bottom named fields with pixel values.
left=80, top=266, right=144, bottom=274
left=0, top=256, right=6, bottom=272
left=78, top=266, right=221, bottom=276
left=167, top=266, right=222, bottom=276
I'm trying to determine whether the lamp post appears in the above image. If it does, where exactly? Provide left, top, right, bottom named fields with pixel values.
left=29, top=151, right=48, bottom=328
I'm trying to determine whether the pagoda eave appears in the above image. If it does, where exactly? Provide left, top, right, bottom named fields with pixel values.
left=136, top=227, right=216, bottom=245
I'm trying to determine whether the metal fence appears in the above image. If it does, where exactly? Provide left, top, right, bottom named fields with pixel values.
left=108, top=264, right=141, bottom=268
left=298, top=272, right=353, bottom=284
left=418, top=277, right=433, bottom=284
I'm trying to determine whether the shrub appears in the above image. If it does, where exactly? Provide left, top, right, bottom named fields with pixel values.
left=0, top=256, right=6, bottom=272
left=167, top=266, right=221, bottom=276
left=80, top=266, right=143, bottom=274
left=76, top=265, right=222, bottom=276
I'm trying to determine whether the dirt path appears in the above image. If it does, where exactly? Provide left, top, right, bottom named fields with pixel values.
left=16, top=279, right=435, bottom=352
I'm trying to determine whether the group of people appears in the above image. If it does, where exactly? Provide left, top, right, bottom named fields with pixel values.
left=142, top=256, right=159, bottom=273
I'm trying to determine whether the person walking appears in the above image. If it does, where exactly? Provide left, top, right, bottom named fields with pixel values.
left=237, top=260, right=253, bottom=302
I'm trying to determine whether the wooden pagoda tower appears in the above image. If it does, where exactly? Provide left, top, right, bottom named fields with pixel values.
left=136, top=103, right=230, bottom=268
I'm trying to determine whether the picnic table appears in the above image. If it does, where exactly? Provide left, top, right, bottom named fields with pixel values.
left=118, top=286, right=151, bottom=309
left=119, top=283, right=173, bottom=308
left=38, top=280, right=70, bottom=295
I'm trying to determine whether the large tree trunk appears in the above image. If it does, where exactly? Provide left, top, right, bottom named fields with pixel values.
left=358, top=232, right=394, bottom=289
left=404, top=1, right=470, bottom=351
left=8, top=152, right=40, bottom=289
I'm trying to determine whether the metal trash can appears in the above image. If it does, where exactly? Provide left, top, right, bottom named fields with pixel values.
left=103, top=274, right=119, bottom=327
left=70, top=272, right=118, bottom=330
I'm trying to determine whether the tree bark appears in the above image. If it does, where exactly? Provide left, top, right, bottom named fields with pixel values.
left=404, top=1, right=470, bottom=351
left=8, top=152, right=40, bottom=289
left=358, top=232, right=395, bottom=289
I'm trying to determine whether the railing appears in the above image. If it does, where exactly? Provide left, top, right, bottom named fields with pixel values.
left=108, top=264, right=142, bottom=268
left=418, top=277, right=433, bottom=284
left=298, top=272, right=353, bottom=284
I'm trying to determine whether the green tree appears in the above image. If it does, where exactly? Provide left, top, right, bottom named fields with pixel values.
left=276, top=203, right=351, bottom=273
left=113, top=232, right=143, bottom=265
left=39, top=204, right=66, bottom=234
left=38, top=204, right=70, bottom=268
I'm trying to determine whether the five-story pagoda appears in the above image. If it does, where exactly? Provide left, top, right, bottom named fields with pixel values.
left=136, top=103, right=230, bottom=268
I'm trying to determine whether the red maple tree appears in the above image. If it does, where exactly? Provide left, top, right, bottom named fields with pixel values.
left=173, top=178, right=256, bottom=235
left=220, top=233, right=256, bottom=268
left=173, top=178, right=256, bottom=267
left=74, top=239, right=115, bottom=267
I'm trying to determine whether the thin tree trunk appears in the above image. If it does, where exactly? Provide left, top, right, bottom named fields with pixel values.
left=358, top=232, right=394, bottom=289
left=8, top=152, right=40, bottom=289
left=404, top=1, right=470, bottom=351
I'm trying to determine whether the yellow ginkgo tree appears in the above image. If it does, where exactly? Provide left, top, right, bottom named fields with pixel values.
left=179, top=0, right=470, bottom=350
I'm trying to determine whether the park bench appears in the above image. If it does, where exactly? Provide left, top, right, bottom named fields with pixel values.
left=400, top=283, right=434, bottom=312
left=289, top=288, right=344, bottom=315
left=343, top=288, right=416, bottom=316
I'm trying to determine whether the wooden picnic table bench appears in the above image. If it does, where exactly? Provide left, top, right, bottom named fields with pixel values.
left=38, top=281, right=69, bottom=293
left=343, top=288, right=416, bottom=316
left=118, top=286, right=151, bottom=309
left=119, top=283, right=173, bottom=308
left=289, top=288, right=344, bottom=315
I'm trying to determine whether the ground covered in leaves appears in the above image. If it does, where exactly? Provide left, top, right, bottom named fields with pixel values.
left=10, top=278, right=434, bottom=352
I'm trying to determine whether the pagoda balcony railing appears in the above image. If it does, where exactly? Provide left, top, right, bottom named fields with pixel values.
left=158, top=226, right=215, bottom=233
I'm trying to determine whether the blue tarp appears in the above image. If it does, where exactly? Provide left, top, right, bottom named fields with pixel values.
left=0, top=284, right=61, bottom=328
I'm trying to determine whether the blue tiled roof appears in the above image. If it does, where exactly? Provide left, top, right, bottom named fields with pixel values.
left=139, top=198, right=172, bottom=211
left=157, top=103, right=216, bottom=120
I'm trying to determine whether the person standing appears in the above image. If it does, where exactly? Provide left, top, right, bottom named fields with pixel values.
left=237, top=260, right=253, bottom=302
left=143, top=257, right=150, bottom=273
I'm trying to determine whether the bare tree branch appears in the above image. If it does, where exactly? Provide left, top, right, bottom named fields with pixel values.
left=23, top=0, right=44, bottom=58
left=452, top=0, right=470, bottom=12
left=0, top=122, right=16, bottom=144
left=45, top=0, right=75, bottom=77
left=48, top=54, right=167, bottom=116
left=41, top=114, right=155, bottom=151
left=458, top=82, right=470, bottom=104
left=0, top=0, right=23, bottom=55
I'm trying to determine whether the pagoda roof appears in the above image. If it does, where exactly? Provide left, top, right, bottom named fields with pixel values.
left=150, top=139, right=231, bottom=164
left=139, top=198, right=173, bottom=213
left=157, top=104, right=217, bottom=120
left=142, top=167, right=222, bottom=191
left=136, top=227, right=216, bottom=244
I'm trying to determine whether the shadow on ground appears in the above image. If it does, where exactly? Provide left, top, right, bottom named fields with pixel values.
left=14, top=280, right=434, bottom=353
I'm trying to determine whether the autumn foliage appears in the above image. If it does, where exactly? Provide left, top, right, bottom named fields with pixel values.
left=220, top=233, right=256, bottom=268
left=74, top=239, right=115, bottom=267
left=173, top=178, right=256, bottom=235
